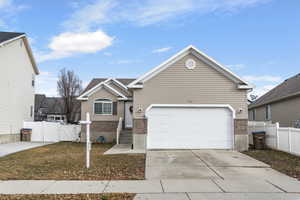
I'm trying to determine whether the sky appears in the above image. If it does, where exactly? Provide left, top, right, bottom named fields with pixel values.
left=1, top=0, right=299, bottom=98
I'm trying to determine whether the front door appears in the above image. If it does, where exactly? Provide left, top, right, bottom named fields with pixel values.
left=125, top=102, right=133, bottom=128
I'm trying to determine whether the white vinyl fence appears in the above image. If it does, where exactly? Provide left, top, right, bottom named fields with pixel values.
left=248, top=121, right=300, bottom=156
left=23, top=121, right=81, bottom=142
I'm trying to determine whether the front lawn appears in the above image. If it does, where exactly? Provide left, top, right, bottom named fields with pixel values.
left=0, top=194, right=135, bottom=200
left=244, top=149, right=300, bottom=180
left=0, top=142, right=145, bottom=180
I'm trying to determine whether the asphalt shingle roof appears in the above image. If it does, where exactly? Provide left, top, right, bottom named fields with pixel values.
left=249, top=73, right=300, bottom=108
left=0, top=32, right=24, bottom=44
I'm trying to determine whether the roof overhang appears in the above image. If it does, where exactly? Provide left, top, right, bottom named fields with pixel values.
left=0, top=34, right=39, bottom=75
left=128, top=45, right=252, bottom=90
left=249, top=91, right=300, bottom=109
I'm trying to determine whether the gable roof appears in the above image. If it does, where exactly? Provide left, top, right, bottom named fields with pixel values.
left=0, top=32, right=25, bottom=44
left=0, top=32, right=39, bottom=75
left=81, top=78, right=135, bottom=95
left=78, top=78, right=136, bottom=100
left=128, top=45, right=252, bottom=89
left=249, top=73, right=300, bottom=109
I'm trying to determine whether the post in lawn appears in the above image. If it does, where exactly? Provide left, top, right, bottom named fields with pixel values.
left=80, top=112, right=92, bottom=169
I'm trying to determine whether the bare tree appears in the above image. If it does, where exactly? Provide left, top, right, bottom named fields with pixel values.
left=57, top=68, right=82, bottom=123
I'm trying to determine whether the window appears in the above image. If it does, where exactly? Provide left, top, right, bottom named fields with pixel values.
left=252, top=109, right=256, bottom=120
left=30, top=106, right=33, bottom=117
left=265, top=105, right=271, bottom=120
left=94, top=99, right=113, bottom=115
left=32, top=74, right=35, bottom=87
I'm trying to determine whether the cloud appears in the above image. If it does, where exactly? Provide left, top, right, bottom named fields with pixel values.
left=242, top=75, right=282, bottom=83
left=0, top=0, right=29, bottom=27
left=0, top=0, right=10, bottom=8
left=63, top=0, right=272, bottom=29
left=64, top=0, right=118, bottom=31
left=35, top=71, right=58, bottom=97
left=109, top=59, right=140, bottom=65
left=37, top=30, right=114, bottom=62
left=227, top=64, right=246, bottom=71
left=152, top=47, right=172, bottom=53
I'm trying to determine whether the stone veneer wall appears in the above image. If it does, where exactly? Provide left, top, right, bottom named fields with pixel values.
left=81, top=121, right=118, bottom=143
left=133, top=118, right=249, bottom=151
left=133, top=118, right=147, bottom=149
left=234, top=119, right=249, bottom=151
left=0, top=134, right=20, bottom=144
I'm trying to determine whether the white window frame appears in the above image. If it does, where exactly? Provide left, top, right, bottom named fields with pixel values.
left=266, top=105, right=271, bottom=120
left=94, top=99, right=113, bottom=115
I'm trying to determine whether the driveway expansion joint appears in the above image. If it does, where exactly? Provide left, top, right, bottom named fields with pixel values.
left=190, top=150, right=224, bottom=180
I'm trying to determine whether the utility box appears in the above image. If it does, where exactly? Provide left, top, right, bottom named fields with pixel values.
left=252, top=131, right=266, bottom=150
left=21, top=128, right=32, bottom=141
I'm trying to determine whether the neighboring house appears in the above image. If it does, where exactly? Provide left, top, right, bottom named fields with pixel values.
left=78, top=45, right=252, bottom=151
left=249, top=73, right=300, bottom=128
left=0, top=32, right=39, bottom=144
left=35, top=94, right=81, bottom=123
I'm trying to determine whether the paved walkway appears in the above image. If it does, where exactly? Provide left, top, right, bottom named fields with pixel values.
left=0, top=142, right=53, bottom=157
left=0, top=178, right=299, bottom=197
left=104, top=144, right=145, bottom=155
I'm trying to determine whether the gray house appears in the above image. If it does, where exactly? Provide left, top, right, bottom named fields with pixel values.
left=35, top=94, right=81, bottom=123
left=78, top=45, right=252, bottom=151
left=249, top=73, right=300, bottom=127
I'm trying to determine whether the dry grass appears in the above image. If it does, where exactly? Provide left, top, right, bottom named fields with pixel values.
left=244, top=149, right=300, bottom=180
left=0, top=193, right=135, bottom=200
left=0, top=142, right=145, bottom=180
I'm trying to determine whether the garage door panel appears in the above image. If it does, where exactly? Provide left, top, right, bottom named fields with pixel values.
left=147, top=106, right=233, bottom=149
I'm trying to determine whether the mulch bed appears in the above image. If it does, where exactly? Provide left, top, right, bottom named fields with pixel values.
left=244, top=149, right=300, bottom=180
left=0, top=142, right=145, bottom=180
left=0, top=194, right=135, bottom=200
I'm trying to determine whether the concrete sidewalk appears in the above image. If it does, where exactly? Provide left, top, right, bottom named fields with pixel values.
left=0, top=178, right=299, bottom=195
left=0, top=142, right=54, bottom=157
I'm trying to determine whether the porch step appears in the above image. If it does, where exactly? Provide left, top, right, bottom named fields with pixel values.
left=119, top=130, right=133, bottom=144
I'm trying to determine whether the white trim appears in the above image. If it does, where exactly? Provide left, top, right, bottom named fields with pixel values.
left=145, top=104, right=235, bottom=150
left=0, top=34, right=25, bottom=46
left=77, top=80, right=128, bottom=100
left=112, top=78, right=128, bottom=90
left=93, top=98, right=113, bottom=115
left=238, top=84, right=254, bottom=89
left=77, top=78, right=129, bottom=100
left=104, top=83, right=128, bottom=99
left=128, top=45, right=252, bottom=89
left=145, top=104, right=236, bottom=118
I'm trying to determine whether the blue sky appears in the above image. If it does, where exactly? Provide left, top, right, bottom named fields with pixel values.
left=1, top=0, right=299, bottom=97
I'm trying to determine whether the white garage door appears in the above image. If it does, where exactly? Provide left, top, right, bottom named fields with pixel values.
left=146, top=105, right=234, bottom=149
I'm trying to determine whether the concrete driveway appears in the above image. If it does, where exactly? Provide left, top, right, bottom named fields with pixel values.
left=146, top=149, right=278, bottom=180
left=0, top=142, right=53, bottom=157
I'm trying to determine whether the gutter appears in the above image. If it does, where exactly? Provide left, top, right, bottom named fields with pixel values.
left=249, top=92, right=300, bottom=109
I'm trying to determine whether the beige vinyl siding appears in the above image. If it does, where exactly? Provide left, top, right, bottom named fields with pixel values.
left=81, top=88, right=124, bottom=121
left=0, top=38, right=35, bottom=135
left=250, top=96, right=300, bottom=127
left=133, top=54, right=248, bottom=119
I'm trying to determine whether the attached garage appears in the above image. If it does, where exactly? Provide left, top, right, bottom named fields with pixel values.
left=146, top=104, right=235, bottom=149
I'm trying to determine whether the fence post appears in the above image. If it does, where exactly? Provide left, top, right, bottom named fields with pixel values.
left=288, top=128, right=292, bottom=153
left=42, top=121, right=45, bottom=143
left=275, top=122, right=279, bottom=149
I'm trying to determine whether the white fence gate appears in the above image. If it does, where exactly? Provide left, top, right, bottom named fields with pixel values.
left=248, top=121, right=300, bottom=156
left=23, top=121, right=81, bottom=142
